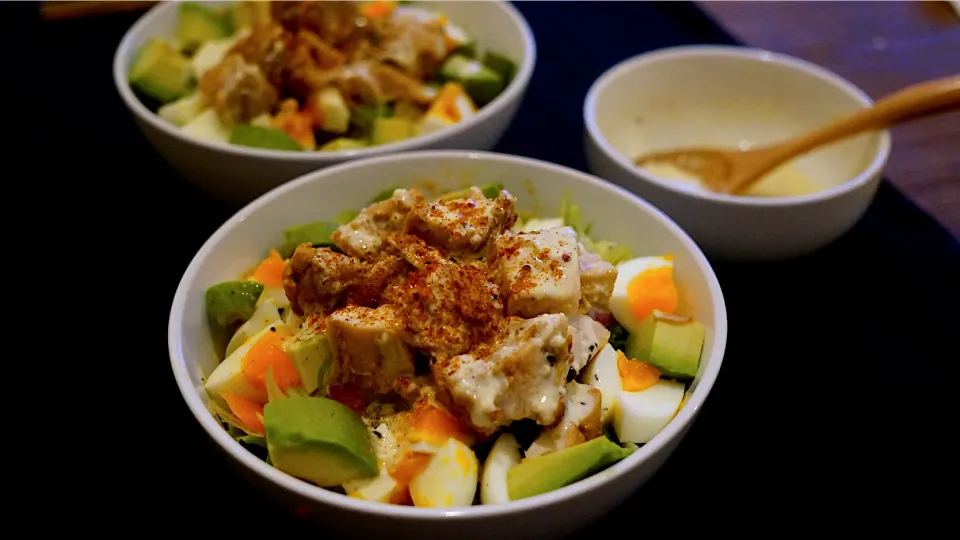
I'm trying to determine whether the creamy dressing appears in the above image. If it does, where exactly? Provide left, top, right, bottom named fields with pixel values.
left=641, top=161, right=824, bottom=197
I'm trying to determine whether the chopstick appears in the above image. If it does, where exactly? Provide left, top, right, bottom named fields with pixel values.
left=41, top=1, right=160, bottom=21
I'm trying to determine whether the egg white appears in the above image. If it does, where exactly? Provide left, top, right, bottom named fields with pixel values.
left=480, top=433, right=522, bottom=505
left=205, top=321, right=289, bottom=403
left=409, top=438, right=479, bottom=508
left=608, top=256, right=675, bottom=334
left=612, top=380, right=685, bottom=444
left=580, top=343, right=622, bottom=423
left=225, top=298, right=282, bottom=357
left=582, top=343, right=686, bottom=444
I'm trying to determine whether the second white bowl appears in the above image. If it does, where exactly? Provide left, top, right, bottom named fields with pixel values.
left=114, top=1, right=536, bottom=205
left=584, top=45, right=891, bottom=261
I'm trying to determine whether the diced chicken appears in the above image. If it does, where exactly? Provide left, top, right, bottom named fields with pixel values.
left=327, top=304, right=415, bottom=396
left=271, top=0, right=367, bottom=48
left=384, top=235, right=503, bottom=358
left=199, top=53, right=278, bottom=125
left=377, top=15, right=449, bottom=80
left=228, top=23, right=292, bottom=88
left=332, top=188, right=425, bottom=261
left=525, top=382, right=603, bottom=459
left=568, top=313, right=611, bottom=376
left=283, top=246, right=366, bottom=315
left=490, top=226, right=582, bottom=318
left=337, top=61, right=434, bottom=106
left=578, top=243, right=618, bottom=312
left=285, top=29, right=347, bottom=96
left=283, top=245, right=406, bottom=315
left=404, top=188, right=517, bottom=255
left=432, top=314, right=573, bottom=435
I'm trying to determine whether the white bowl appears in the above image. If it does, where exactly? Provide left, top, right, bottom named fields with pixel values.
left=169, top=151, right=727, bottom=540
left=584, top=45, right=891, bottom=261
left=114, top=1, right=536, bottom=205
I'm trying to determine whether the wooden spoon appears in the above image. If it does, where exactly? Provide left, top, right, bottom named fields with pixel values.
left=633, top=74, right=960, bottom=195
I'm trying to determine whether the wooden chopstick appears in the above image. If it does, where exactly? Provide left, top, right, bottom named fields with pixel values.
left=41, top=1, right=160, bottom=22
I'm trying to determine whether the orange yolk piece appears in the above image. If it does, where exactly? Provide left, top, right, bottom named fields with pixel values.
left=617, top=351, right=661, bottom=392
left=360, top=1, right=396, bottom=19
left=272, top=99, right=316, bottom=150
left=251, top=249, right=286, bottom=288
left=223, top=393, right=265, bottom=435
left=407, top=404, right=475, bottom=447
left=626, top=266, right=678, bottom=322
left=241, top=329, right=301, bottom=393
left=384, top=452, right=432, bottom=505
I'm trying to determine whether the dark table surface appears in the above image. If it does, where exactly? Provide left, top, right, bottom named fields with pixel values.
left=27, top=1, right=958, bottom=532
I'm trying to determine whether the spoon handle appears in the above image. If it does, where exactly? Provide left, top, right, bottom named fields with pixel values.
left=769, top=74, right=960, bottom=161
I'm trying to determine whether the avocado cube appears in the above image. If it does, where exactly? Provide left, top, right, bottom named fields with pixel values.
left=625, top=311, right=705, bottom=380
left=506, top=436, right=634, bottom=501
left=439, top=54, right=505, bottom=106
left=264, top=396, right=379, bottom=487
left=205, top=280, right=264, bottom=330
left=229, top=125, right=303, bottom=151
left=129, top=38, right=192, bottom=103
left=482, top=51, right=518, bottom=84
left=278, top=221, right=339, bottom=257
left=177, top=2, right=230, bottom=52
left=371, top=117, right=414, bottom=145
left=320, top=137, right=368, bottom=152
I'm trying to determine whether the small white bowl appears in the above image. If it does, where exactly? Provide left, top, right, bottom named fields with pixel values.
left=169, top=150, right=727, bottom=540
left=584, top=45, right=891, bottom=261
left=114, top=1, right=536, bottom=205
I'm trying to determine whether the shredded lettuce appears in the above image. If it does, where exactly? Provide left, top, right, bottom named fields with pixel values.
left=559, top=191, right=634, bottom=264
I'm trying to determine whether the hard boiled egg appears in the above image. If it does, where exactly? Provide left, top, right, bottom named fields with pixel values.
left=613, top=379, right=685, bottom=444
left=419, top=82, right=477, bottom=135
left=224, top=298, right=282, bottom=357
left=204, top=321, right=290, bottom=404
left=608, top=255, right=679, bottom=334
left=580, top=343, right=621, bottom=423
left=480, top=433, right=522, bottom=505
left=581, top=343, right=686, bottom=444
left=409, top=438, right=479, bottom=508
left=343, top=464, right=403, bottom=504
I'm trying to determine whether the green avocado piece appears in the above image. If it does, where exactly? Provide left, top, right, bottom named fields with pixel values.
left=205, top=281, right=264, bottom=330
left=287, top=320, right=333, bottom=394
left=129, top=38, right=192, bottom=103
left=264, top=396, right=379, bottom=487
left=439, top=54, right=505, bottom=106
left=229, top=125, right=303, bottom=151
left=320, top=137, right=368, bottom=152
left=371, top=117, right=414, bottom=146
left=482, top=51, right=518, bottom=85
left=369, top=186, right=402, bottom=204
left=278, top=221, right=339, bottom=258
left=506, top=436, right=634, bottom=501
left=625, top=311, right=705, bottom=380
left=177, top=2, right=230, bottom=52
left=231, top=0, right=271, bottom=30
left=335, top=209, right=359, bottom=225
left=351, top=102, right=393, bottom=132
left=438, top=183, right=504, bottom=201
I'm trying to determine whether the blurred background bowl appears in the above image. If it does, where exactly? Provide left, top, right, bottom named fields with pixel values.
left=114, top=1, right=536, bottom=205
left=584, top=45, right=891, bottom=261
left=169, top=150, right=727, bottom=540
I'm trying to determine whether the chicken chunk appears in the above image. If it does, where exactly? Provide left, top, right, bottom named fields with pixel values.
left=432, top=314, right=573, bottom=434
left=384, top=235, right=503, bottom=358
left=578, top=243, right=618, bottom=312
left=377, top=15, right=449, bottom=80
left=525, top=382, right=603, bottom=459
left=490, top=226, right=582, bottom=318
left=283, top=246, right=365, bottom=315
left=228, top=23, right=292, bottom=88
left=285, top=29, right=347, bottom=97
left=271, top=1, right=367, bottom=47
left=326, top=304, right=415, bottom=396
left=404, top=188, right=517, bottom=255
left=283, top=245, right=405, bottom=315
left=567, top=314, right=611, bottom=376
left=199, top=53, right=278, bottom=125
left=336, top=61, right=434, bottom=105
left=332, top=189, right=424, bottom=261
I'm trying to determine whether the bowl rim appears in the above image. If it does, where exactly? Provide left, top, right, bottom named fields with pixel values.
left=168, top=150, right=728, bottom=520
left=583, top=44, right=892, bottom=208
left=113, top=0, right=537, bottom=161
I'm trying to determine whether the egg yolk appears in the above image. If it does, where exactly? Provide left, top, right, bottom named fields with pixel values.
left=626, top=266, right=678, bottom=322
left=222, top=393, right=265, bottom=435
left=241, top=329, right=301, bottom=394
left=407, top=404, right=475, bottom=447
left=617, top=351, right=661, bottom=392
left=251, top=249, right=286, bottom=288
